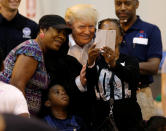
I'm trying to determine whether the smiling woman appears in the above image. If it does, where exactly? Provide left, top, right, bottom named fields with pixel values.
left=0, top=14, right=71, bottom=116
left=40, top=27, right=67, bottom=52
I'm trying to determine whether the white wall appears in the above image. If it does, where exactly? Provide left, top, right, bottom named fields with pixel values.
left=19, top=0, right=166, bottom=50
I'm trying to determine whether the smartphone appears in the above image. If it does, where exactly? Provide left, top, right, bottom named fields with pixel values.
left=95, top=29, right=116, bottom=51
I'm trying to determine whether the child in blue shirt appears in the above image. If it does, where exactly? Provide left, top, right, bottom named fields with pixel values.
left=39, top=82, right=87, bottom=131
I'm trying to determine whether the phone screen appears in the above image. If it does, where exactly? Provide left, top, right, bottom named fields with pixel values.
left=95, top=29, right=116, bottom=51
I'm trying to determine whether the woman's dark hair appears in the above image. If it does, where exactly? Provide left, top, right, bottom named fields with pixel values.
left=44, top=34, right=69, bottom=75
left=98, top=18, right=124, bottom=36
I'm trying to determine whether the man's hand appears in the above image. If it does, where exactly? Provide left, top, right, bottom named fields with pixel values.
left=88, top=44, right=100, bottom=66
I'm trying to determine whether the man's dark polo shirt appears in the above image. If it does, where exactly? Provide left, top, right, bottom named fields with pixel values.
left=0, top=12, right=38, bottom=59
left=120, top=16, right=162, bottom=85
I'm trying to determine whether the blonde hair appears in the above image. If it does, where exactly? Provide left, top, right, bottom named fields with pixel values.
left=65, top=4, right=98, bottom=25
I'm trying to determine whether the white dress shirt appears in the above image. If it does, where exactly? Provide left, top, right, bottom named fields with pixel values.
left=68, top=34, right=94, bottom=92
left=68, top=34, right=94, bottom=65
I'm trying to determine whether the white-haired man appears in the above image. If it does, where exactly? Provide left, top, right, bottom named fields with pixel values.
left=65, top=4, right=98, bottom=90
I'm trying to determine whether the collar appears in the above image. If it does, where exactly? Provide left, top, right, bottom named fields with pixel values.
left=0, top=11, right=20, bottom=24
left=68, top=34, right=94, bottom=48
left=69, top=34, right=77, bottom=47
left=127, top=16, right=143, bottom=31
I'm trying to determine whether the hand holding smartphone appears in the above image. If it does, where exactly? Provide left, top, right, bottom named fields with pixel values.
left=95, top=29, right=116, bottom=51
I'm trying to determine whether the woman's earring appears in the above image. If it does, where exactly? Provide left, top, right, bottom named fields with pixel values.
left=40, top=32, right=45, bottom=39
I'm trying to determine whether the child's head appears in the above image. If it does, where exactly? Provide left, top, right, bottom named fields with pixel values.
left=98, top=18, right=124, bottom=39
left=45, top=83, right=70, bottom=109
left=39, top=82, right=70, bottom=118
left=146, top=116, right=166, bottom=131
left=38, top=81, right=69, bottom=118
left=98, top=18, right=124, bottom=60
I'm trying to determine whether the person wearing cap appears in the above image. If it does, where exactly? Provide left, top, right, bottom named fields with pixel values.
left=0, top=0, right=38, bottom=59
left=0, top=14, right=71, bottom=116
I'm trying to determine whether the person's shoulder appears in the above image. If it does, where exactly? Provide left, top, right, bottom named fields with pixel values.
left=18, top=13, right=38, bottom=27
left=57, top=55, right=82, bottom=72
left=16, top=13, right=38, bottom=38
left=139, top=17, right=160, bottom=31
left=0, top=81, right=23, bottom=95
left=65, top=55, right=82, bottom=65
left=53, top=55, right=82, bottom=69
left=17, top=39, right=39, bottom=49
left=65, top=55, right=83, bottom=71
left=16, top=40, right=43, bottom=61
left=0, top=81, right=15, bottom=89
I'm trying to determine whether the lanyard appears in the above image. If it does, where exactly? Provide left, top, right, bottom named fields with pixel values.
left=109, top=72, right=115, bottom=118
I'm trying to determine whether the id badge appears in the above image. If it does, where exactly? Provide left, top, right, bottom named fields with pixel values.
left=133, top=37, right=148, bottom=45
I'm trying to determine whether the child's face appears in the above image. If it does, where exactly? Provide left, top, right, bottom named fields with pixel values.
left=100, top=21, right=121, bottom=43
left=47, top=85, right=70, bottom=107
left=100, top=21, right=122, bottom=59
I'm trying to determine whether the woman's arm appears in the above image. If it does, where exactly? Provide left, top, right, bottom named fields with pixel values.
left=10, top=55, right=38, bottom=96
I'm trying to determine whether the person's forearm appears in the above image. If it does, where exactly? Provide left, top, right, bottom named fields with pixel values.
left=139, top=62, right=157, bottom=75
left=139, top=58, right=160, bottom=75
